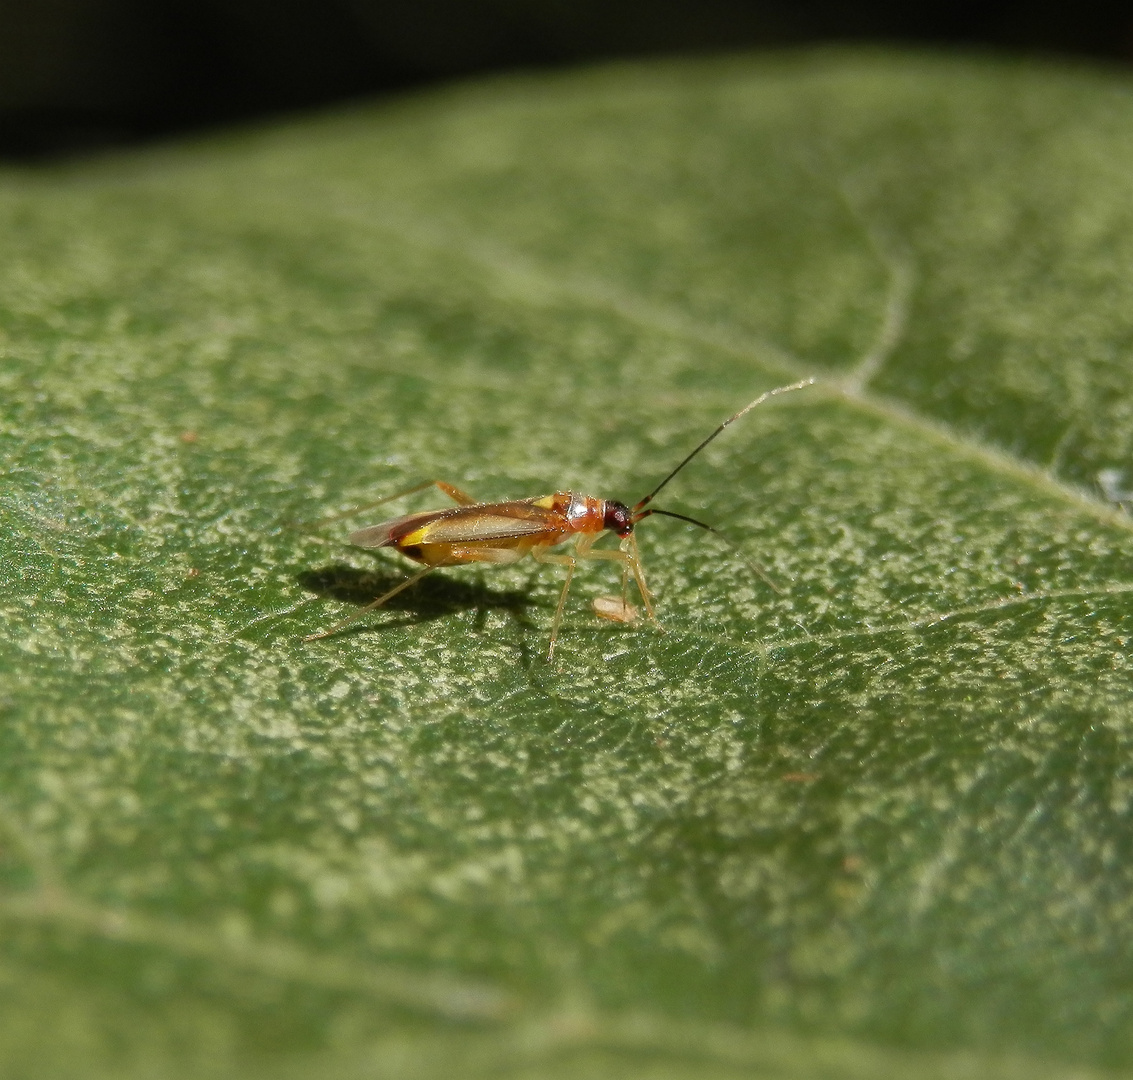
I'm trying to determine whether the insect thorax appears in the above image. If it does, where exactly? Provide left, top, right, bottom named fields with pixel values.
left=563, top=492, right=606, bottom=533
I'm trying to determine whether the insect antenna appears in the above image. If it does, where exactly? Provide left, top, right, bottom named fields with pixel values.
left=635, top=507, right=784, bottom=593
left=631, top=378, right=815, bottom=514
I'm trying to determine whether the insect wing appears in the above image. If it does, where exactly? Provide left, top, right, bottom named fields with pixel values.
left=348, top=509, right=454, bottom=548
left=348, top=500, right=562, bottom=549
left=397, top=501, right=564, bottom=545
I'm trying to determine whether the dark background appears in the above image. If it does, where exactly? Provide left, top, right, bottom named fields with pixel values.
left=2, top=0, right=1131, bottom=159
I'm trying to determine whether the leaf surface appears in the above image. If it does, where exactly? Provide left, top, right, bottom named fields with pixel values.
left=2, top=50, right=1133, bottom=1079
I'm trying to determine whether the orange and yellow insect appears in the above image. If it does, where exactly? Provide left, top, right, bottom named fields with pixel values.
left=306, top=379, right=814, bottom=659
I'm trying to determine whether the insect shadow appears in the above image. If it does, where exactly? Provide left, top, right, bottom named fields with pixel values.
left=296, top=563, right=538, bottom=636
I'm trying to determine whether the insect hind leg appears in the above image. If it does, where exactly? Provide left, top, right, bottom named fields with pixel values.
left=304, top=565, right=437, bottom=641
left=431, top=482, right=478, bottom=506
left=304, top=480, right=479, bottom=529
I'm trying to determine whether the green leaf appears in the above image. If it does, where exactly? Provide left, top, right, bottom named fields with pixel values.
left=2, top=49, right=1133, bottom=1079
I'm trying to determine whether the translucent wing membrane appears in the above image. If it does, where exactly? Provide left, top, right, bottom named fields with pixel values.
left=348, top=510, right=454, bottom=548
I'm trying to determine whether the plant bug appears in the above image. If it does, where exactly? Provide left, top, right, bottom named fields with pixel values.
left=305, top=378, right=814, bottom=659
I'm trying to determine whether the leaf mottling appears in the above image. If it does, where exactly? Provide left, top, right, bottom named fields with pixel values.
left=0, top=48, right=1132, bottom=1080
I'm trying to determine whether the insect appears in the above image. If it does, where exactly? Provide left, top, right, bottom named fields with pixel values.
left=306, top=379, right=814, bottom=659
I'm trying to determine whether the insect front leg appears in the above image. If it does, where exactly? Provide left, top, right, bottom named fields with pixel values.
left=530, top=545, right=576, bottom=661
left=623, top=532, right=656, bottom=620
left=574, top=533, right=657, bottom=621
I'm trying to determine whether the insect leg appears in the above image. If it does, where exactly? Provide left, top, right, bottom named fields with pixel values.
left=303, top=565, right=437, bottom=641
left=624, top=532, right=655, bottom=620
left=306, top=481, right=478, bottom=528
left=432, top=482, right=479, bottom=506
left=531, top=546, right=576, bottom=661
left=573, top=534, right=657, bottom=621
